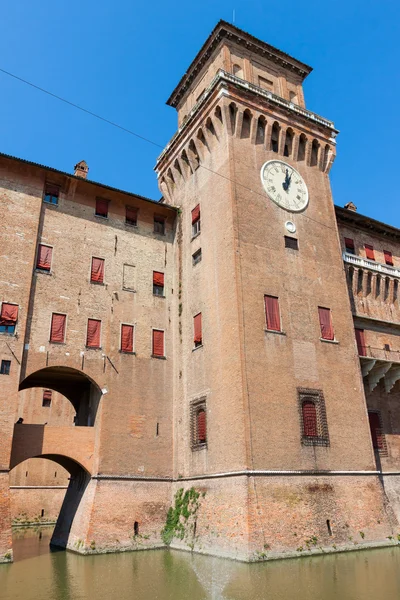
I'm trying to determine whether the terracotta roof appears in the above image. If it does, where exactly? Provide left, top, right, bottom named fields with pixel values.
left=335, top=205, right=400, bottom=240
left=0, top=151, right=177, bottom=211
left=167, top=20, right=313, bottom=109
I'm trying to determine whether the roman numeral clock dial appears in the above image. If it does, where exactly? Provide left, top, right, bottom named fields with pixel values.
left=260, top=160, right=309, bottom=213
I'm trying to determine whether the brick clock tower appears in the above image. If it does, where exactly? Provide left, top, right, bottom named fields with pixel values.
left=156, top=21, right=395, bottom=559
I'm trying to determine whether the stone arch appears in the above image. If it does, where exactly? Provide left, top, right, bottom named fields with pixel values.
left=232, top=63, right=243, bottom=78
left=205, top=116, right=217, bottom=139
left=256, top=116, right=266, bottom=145
left=298, top=133, right=307, bottom=161
left=240, top=109, right=252, bottom=139
left=284, top=128, right=294, bottom=157
left=214, top=105, right=223, bottom=127
left=181, top=149, right=192, bottom=174
left=310, top=139, right=320, bottom=167
left=271, top=121, right=280, bottom=153
left=229, top=103, right=238, bottom=135
left=323, top=144, right=331, bottom=171
left=188, top=139, right=200, bottom=170
left=19, top=366, right=103, bottom=427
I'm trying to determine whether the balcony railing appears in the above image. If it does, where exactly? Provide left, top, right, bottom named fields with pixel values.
left=343, top=252, right=400, bottom=278
left=358, top=346, right=400, bottom=362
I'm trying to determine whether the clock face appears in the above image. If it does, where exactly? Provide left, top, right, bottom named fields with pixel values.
left=260, top=160, right=309, bottom=213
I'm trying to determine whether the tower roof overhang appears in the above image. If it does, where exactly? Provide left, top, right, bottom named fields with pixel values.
left=166, top=20, right=313, bottom=109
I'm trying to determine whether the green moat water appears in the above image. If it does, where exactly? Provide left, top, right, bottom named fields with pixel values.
left=2, top=526, right=400, bottom=599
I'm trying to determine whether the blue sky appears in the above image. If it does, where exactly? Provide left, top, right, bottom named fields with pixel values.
left=0, top=1, right=399, bottom=224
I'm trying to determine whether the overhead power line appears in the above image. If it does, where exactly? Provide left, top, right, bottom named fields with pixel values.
left=0, top=66, right=335, bottom=231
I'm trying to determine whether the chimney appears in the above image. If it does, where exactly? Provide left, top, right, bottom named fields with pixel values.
left=74, top=160, right=89, bottom=179
left=344, top=201, right=357, bottom=212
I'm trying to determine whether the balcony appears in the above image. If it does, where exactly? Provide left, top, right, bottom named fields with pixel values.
left=343, top=252, right=400, bottom=278
left=358, top=346, right=400, bottom=393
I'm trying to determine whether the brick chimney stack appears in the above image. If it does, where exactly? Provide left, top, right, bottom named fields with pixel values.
left=344, top=201, right=357, bottom=212
left=74, top=160, right=89, bottom=179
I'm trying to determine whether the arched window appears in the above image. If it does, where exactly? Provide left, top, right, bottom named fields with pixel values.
left=215, top=105, right=223, bottom=125
left=271, top=122, right=280, bottom=153
left=241, top=110, right=252, bottom=139
left=232, top=63, right=243, bottom=78
left=298, top=134, right=307, bottom=161
left=289, top=90, right=298, bottom=104
left=310, top=139, right=319, bottom=167
left=229, top=103, right=238, bottom=135
left=206, top=117, right=217, bottom=138
left=284, top=128, right=294, bottom=157
left=302, top=400, right=317, bottom=437
left=256, top=116, right=266, bottom=145
left=188, top=140, right=200, bottom=170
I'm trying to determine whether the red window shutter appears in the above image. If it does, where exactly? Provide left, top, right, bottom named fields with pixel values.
left=36, top=244, right=52, bottom=271
left=355, top=328, right=366, bottom=356
left=121, top=324, right=134, bottom=352
left=194, top=313, right=202, bottom=344
left=197, top=409, right=206, bottom=443
left=384, top=250, right=393, bottom=266
left=91, top=258, right=105, bottom=283
left=365, top=244, right=375, bottom=260
left=153, top=271, right=165, bottom=286
left=87, top=319, right=101, bottom=348
left=95, top=198, right=108, bottom=217
left=126, top=206, right=137, bottom=225
left=302, top=401, right=318, bottom=437
left=45, top=184, right=59, bottom=197
left=191, top=204, right=200, bottom=224
left=50, top=313, right=66, bottom=343
left=43, top=390, right=52, bottom=401
left=368, top=412, right=384, bottom=450
left=152, top=329, right=164, bottom=357
left=0, top=303, right=19, bottom=326
left=318, top=307, right=334, bottom=340
left=344, top=237, right=355, bottom=251
left=264, top=296, right=280, bottom=331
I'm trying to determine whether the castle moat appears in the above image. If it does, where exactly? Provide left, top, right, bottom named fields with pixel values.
left=2, top=526, right=400, bottom=600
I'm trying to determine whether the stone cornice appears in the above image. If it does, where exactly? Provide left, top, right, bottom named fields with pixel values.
left=336, top=206, right=400, bottom=240
left=167, top=20, right=312, bottom=109
left=156, top=70, right=337, bottom=172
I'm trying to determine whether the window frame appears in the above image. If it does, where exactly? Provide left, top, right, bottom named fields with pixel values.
left=42, top=389, right=52, bottom=407
left=0, top=359, right=11, bottom=375
left=190, top=397, right=207, bottom=450
left=95, top=197, right=109, bottom=219
left=192, top=248, right=202, bottom=266
left=344, top=237, right=355, bottom=254
left=318, top=306, right=335, bottom=342
left=49, top=312, right=67, bottom=344
left=297, top=388, right=329, bottom=447
left=86, top=318, right=102, bottom=349
left=153, top=271, right=165, bottom=297
left=90, top=256, right=106, bottom=285
left=36, top=243, right=53, bottom=273
left=120, top=322, right=135, bottom=354
left=151, top=328, right=165, bottom=359
left=43, top=183, right=60, bottom=206
left=0, top=302, right=19, bottom=335
left=365, top=244, right=375, bottom=261
left=125, top=206, right=138, bottom=227
left=384, top=250, right=394, bottom=266
left=154, top=215, right=166, bottom=235
left=264, top=295, right=281, bottom=332
left=284, top=236, right=299, bottom=250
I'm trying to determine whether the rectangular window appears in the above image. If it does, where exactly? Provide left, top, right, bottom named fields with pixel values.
left=365, top=244, right=375, bottom=260
left=259, top=76, right=274, bottom=91
left=194, top=313, right=202, bottom=347
left=355, top=328, right=366, bottom=356
left=192, top=205, right=201, bottom=237
left=318, top=307, right=334, bottom=341
left=121, top=324, right=134, bottom=353
left=43, top=183, right=59, bottom=205
left=384, top=250, right=394, bottom=266
left=36, top=244, right=52, bottom=271
left=284, top=236, right=298, bottom=250
left=298, top=388, right=329, bottom=446
left=123, top=264, right=136, bottom=292
left=125, top=206, right=138, bottom=226
left=192, top=248, right=202, bottom=266
left=368, top=411, right=387, bottom=454
left=153, top=271, right=165, bottom=296
left=50, top=313, right=66, bottom=343
left=86, top=319, right=101, bottom=348
left=154, top=215, right=165, bottom=235
left=0, top=303, right=18, bottom=334
left=264, top=295, right=281, bottom=332
left=91, top=257, right=105, bottom=284
left=190, top=398, right=207, bottom=450
left=95, top=198, right=109, bottom=218
left=344, top=237, right=355, bottom=254
left=0, top=360, right=11, bottom=375
left=152, top=329, right=165, bottom=357
left=42, top=389, right=52, bottom=407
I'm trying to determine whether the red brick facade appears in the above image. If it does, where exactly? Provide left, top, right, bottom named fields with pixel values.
left=1, top=21, right=400, bottom=563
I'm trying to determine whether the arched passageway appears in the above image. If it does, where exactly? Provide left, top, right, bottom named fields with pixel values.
left=19, top=366, right=102, bottom=426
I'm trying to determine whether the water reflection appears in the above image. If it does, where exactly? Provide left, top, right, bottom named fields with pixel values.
left=2, top=527, right=400, bottom=600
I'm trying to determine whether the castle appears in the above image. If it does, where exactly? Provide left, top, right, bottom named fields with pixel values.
left=1, top=21, right=400, bottom=562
